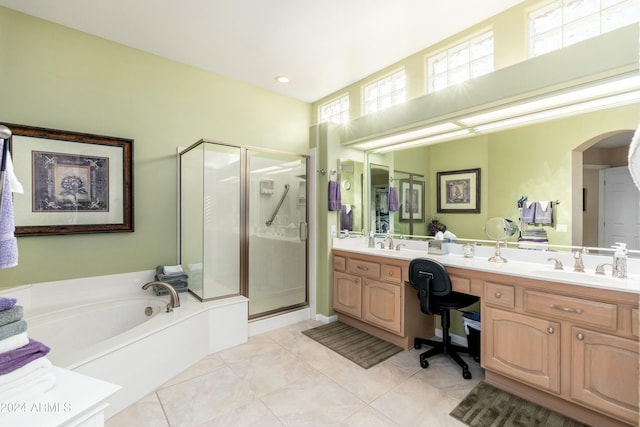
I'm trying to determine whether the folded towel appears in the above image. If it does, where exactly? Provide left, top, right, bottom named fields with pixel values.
left=0, top=331, right=28, bottom=355
left=521, top=202, right=536, bottom=224
left=163, top=265, right=183, bottom=275
left=155, top=266, right=188, bottom=282
left=535, top=201, right=553, bottom=224
left=153, top=281, right=188, bottom=296
left=388, top=187, right=399, bottom=212
left=0, top=305, right=22, bottom=327
left=0, top=297, right=16, bottom=311
left=0, top=149, right=18, bottom=269
left=0, top=355, right=51, bottom=387
left=0, top=370, right=56, bottom=404
left=328, top=180, right=341, bottom=211
left=0, top=319, right=27, bottom=341
left=0, top=338, right=50, bottom=375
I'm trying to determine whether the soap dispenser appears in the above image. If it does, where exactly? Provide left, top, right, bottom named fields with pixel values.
left=612, top=242, right=628, bottom=278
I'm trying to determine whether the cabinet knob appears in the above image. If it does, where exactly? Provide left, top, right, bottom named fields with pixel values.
left=357, top=265, right=368, bottom=271
left=494, top=291, right=502, bottom=299
left=576, top=333, right=584, bottom=340
left=547, top=327, right=554, bottom=334
left=388, top=271, right=393, bottom=276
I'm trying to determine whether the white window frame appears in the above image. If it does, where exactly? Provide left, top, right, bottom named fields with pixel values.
left=528, top=0, right=640, bottom=58
left=363, top=69, right=406, bottom=116
left=319, top=94, right=350, bottom=124
left=426, top=30, right=494, bottom=94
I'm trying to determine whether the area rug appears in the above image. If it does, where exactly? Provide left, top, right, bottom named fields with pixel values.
left=450, top=382, right=588, bottom=427
left=301, top=321, right=403, bottom=369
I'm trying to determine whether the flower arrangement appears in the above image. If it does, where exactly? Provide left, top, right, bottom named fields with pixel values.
left=427, top=216, right=447, bottom=236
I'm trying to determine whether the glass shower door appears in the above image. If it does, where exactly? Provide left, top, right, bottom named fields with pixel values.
left=247, top=150, right=308, bottom=318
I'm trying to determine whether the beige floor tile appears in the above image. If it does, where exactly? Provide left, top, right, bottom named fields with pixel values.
left=195, top=399, right=284, bottom=427
left=105, top=392, right=169, bottom=427
left=339, top=405, right=400, bottom=427
left=159, top=353, right=227, bottom=389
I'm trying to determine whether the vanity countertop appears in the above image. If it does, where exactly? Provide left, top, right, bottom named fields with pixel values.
left=333, top=238, right=640, bottom=295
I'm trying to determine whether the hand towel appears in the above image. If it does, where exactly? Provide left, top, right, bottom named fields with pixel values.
left=341, top=205, right=353, bottom=231
left=163, top=265, right=183, bottom=275
left=0, top=305, right=22, bottom=328
left=388, top=187, right=399, bottom=212
left=0, top=162, right=18, bottom=269
left=0, top=319, right=27, bottom=341
left=0, top=296, right=16, bottom=311
left=0, top=338, right=50, bottom=375
left=0, top=355, right=51, bottom=387
left=328, top=181, right=341, bottom=211
left=521, top=201, right=535, bottom=224
left=155, top=266, right=188, bottom=282
left=629, top=125, right=640, bottom=191
left=534, top=201, right=553, bottom=224
left=0, top=331, right=28, bottom=355
left=0, top=371, right=56, bottom=404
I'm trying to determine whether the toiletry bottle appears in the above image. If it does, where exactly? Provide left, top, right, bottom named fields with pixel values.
left=368, top=231, right=375, bottom=248
left=612, top=242, right=628, bottom=278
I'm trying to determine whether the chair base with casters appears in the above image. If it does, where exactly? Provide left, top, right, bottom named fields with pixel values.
left=409, top=258, right=479, bottom=380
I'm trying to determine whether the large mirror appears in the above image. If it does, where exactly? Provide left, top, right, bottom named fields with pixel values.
left=363, top=104, right=640, bottom=256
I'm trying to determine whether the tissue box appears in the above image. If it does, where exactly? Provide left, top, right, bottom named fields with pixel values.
left=428, top=240, right=448, bottom=255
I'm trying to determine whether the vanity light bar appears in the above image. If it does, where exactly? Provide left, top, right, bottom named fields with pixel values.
left=351, top=122, right=460, bottom=150
left=372, top=129, right=472, bottom=153
left=459, top=74, right=640, bottom=127
left=473, top=90, right=640, bottom=133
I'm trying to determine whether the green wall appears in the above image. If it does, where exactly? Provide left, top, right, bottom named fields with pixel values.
left=0, top=7, right=311, bottom=288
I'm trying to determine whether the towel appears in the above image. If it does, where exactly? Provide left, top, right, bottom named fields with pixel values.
left=0, top=319, right=27, bottom=341
left=521, top=202, right=536, bottom=224
left=328, top=180, right=341, bottom=211
left=153, top=280, right=188, bottom=296
left=341, top=205, right=353, bottom=231
left=163, top=265, right=183, bottom=275
left=0, top=354, right=51, bottom=387
left=0, top=331, right=28, bottom=354
left=0, top=370, right=56, bottom=404
left=0, top=153, right=18, bottom=269
left=155, top=266, right=188, bottom=282
left=0, top=305, right=22, bottom=327
left=0, top=338, right=50, bottom=375
left=535, top=201, right=553, bottom=224
left=388, top=187, right=399, bottom=212
left=0, top=297, right=16, bottom=311
left=629, top=125, right=640, bottom=191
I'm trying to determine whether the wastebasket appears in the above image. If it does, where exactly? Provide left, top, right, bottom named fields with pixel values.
left=462, top=311, right=481, bottom=363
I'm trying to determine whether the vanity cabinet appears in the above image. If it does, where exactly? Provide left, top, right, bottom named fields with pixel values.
left=482, top=277, right=639, bottom=426
left=332, top=250, right=433, bottom=349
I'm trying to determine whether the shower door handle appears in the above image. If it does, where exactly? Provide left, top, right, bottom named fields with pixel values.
left=299, top=222, right=308, bottom=241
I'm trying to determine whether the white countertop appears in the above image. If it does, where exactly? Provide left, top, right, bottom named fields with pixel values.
left=333, top=237, right=640, bottom=294
left=0, top=366, right=120, bottom=426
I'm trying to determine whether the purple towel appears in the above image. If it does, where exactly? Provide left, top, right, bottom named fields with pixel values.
left=388, top=187, right=399, bottom=212
left=0, top=297, right=16, bottom=311
left=0, top=338, right=50, bottom=375
left=328, top=181, right=341, bottom=211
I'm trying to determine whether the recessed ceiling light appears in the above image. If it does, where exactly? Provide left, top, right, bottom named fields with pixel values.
left=275, top=76, right=290, bottom=84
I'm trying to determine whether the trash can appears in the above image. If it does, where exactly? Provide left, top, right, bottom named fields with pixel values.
left=462, top=311, right=481, bottom=363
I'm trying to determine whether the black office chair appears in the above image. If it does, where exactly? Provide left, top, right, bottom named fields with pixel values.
left=409, top=258, right=479, bottom=379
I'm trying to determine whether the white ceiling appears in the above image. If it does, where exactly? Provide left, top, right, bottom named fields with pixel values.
left=0, top=0, right=527, bottom=103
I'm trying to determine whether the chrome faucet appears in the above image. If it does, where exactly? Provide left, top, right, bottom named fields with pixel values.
left=142, top=281, right=181, bottom=312
left=573, top=251, right=585, bottom=272
left=547, top=258, right=564, bottom=270
left=595, top=263, right=614, bottom=276
left=384, top=234, right=394, bottom=250
left=395, top=243, right=406, bottom=251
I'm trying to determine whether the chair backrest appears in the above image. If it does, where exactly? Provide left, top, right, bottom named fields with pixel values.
left=409, top=258, right=452, bottom=315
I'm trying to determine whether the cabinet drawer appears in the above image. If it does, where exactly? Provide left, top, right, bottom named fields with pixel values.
left=524, top=290, right=617, bottom=331
left=333, top=255, right=346, bottom=271
left=347, top=259, right=380, bottom=279
left=451, top=275, right=470, bottom=294
left=381, top=264, right=402, bottom=284
left=484, top=282, right=515, bottom=308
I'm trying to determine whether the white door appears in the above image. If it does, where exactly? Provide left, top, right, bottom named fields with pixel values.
left=602, top=167, right=640, bottom=250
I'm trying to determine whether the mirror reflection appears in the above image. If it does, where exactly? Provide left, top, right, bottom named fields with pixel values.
left=338, top=159, right=364, bottom=234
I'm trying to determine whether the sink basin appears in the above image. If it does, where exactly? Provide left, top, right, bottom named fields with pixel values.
left=528, top=269, right=628, bottom=286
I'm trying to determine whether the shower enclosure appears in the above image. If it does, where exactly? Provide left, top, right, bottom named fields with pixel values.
left=179, top=140, right=308, bottom=319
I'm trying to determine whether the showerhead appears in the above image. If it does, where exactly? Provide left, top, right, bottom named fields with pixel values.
left=0, top=125, right=12, bottom=140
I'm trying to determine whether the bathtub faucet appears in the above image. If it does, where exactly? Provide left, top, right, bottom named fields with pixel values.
left=142, top=281, right=181, bottom=312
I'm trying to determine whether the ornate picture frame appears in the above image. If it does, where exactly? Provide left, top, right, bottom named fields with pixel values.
left=6, top=123, right=134, bottom=236
left=436, top=168, right=480, bottom=213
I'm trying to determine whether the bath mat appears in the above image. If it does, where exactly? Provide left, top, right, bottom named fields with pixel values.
left=450, top=382, right=588, bottom=427
left=301, top=321, right=402, bottom=369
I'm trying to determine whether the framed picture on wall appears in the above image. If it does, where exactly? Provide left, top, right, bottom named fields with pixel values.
left=6, top=123, right=134, bottom=236
left=399, top=179, right=425, bottom=222
left=437, top=168, right=480, bottom=213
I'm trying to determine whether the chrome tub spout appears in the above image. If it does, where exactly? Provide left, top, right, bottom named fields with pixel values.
left=142, top=281, right=181, bottom=312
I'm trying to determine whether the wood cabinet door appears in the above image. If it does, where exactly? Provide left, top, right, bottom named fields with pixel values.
left=333, top=271, right=362, bottom=318
left=571, top=327, right=639, bottom=425
left=483, top=307, right=561, bottom=394
left=363, top=279, right=402, bottom=334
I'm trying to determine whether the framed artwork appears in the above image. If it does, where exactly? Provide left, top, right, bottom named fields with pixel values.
left=7, top=123, right=134, bottom=236
left=437, top=168, right=480, bottom=213
left=399, top=179, right=425, bottom=222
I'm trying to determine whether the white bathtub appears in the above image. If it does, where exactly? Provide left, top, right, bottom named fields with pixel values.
left=2, top=271, right=250, bottom=418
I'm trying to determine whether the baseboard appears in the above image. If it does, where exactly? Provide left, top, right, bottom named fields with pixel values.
left=434, top=328, right=468, bottom=347
left=248, top=307, right=311, bottom=336
left=315, top=313, right=337, bottom=323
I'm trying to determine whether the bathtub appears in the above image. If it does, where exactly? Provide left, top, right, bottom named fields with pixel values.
left=2, top=270, right=250, bottom=419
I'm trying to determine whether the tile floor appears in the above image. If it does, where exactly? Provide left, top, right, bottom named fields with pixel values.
left=106, top=320, right=484, bottom=426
